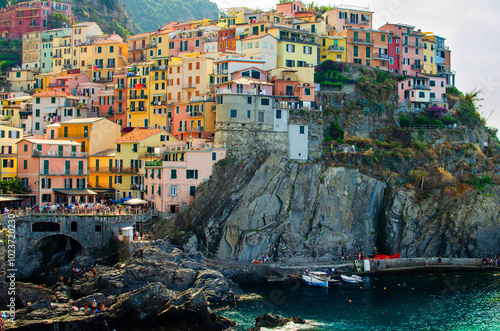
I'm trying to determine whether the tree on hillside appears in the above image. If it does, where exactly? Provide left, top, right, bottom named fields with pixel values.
left=48, top=12, right=70, bottom=29
left=0, top=177, right=27, bottom=195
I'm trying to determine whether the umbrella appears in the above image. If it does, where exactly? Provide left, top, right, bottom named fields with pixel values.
left=124, top=198, right=148, bottom=205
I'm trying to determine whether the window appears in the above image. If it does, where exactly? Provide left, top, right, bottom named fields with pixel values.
left=286, top=44, right=295, bottom=52
left=353, top=46, right=358, bottom=57
left=303, top=46, right=312, bottom=54
left=285, top=60, right=295, bottom=67
left=258, top=112, right=264, bottom=123
left=304, top=88, right=311, bottom=96
left=171, top=169, right=177, bottom=179
left=24, top=144, right=27, bottom=152
left=23, top=160, right=27, bottom=169
left=51, top=97, right=56, bottom=103
left=247, top=110, right=251, bottom=118
left=430, top=92, right=436, bottom=98
left=186, top=169, right=198, bottom=179
left=276, top=109, right=282, bottom=119
left=430, top=80, right=436, bottom=87
left=195, top=39, right=200, bottom=47
left=404, top=47, right=408, bottom=54
left=247, top=96, right=252, bottom=104
left=109, top=45, right=114, bottom=53
left=230, top=109, right=237, bottom=118
left=97, top=46, right=101, bottom=53
left=366, top=47, right=371, bottom=58
left=189, top=186, right=196, bottom=196
left=261, top=98, right=270, bottom=106
left=381, top=35, right=385, bottom=42
left=300, top=126, right=305, bottom=134
left=419, top=92, right=425, bottom=98
left=42, top=194, right=51, bottom=203
left=390, top=58, right=393, bottom=65
left=116, top=144, right=121, bottom=152
left=396, top=47, right=399, bottom=54
left=170, top=186, right=177, bottom=196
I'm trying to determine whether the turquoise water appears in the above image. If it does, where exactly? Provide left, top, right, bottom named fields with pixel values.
left=219, top=272, right=500, bottom=330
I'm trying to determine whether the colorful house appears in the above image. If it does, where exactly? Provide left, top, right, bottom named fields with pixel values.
left=397, top=73, right=448, bottom=112
left=88, top=148, right=116, bottom=200
left=126, top=61, right=153, bottom=128
left=343, top=28, right=389, bottom=69
left=323, top=5, right=373, bottom=33
left=237, top=34, right=278, bottom=71
left=56, top=117, right=121, bottom=155
left=113, top=129, right=175, bottom=199
left=0, top=125, right=23, bottom=180
left=87, top=34, right=128, bottom=83
left=0, top=0, right=73, bottom=40
left=17, top=138, right=92, bottom=206
left=143, top=139, right=226, bottom=214
left=22, top=31, right=42, bottom=71
left=379, top=23, right=423, bottom=76
left=268, top=26, right=318, bottom=68
left=319, top=36, right=347, bottom=63
left=275, top=1, right=305, bottom=18
left=422, top=33, right=437, bottom=75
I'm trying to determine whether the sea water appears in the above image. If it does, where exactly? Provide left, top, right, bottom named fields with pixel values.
left=219, top=272, right=500, bottom=330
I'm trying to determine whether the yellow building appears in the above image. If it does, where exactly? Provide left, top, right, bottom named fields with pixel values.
left=422, top=33, right=437, bottom=75
left=126, top=61, right=153, bottom=128
left=0, top=125, right=23, bottom=180
left=6, top=68, right=37, bottom=92
left=57, top=117, right=121, bottom=155
left=52, top=29, right=73, bottom=72
left=268, top=27, right=318, bottom=68
left=1, top=95, right=32, bottom=129
left=87, top=35, right=128, bottom=83
left=88, top=148, right=116, bottom=199
left=189, top=18, right=213, bottom=29
left=320, top=36, right=347, bottom=62
left=149, top=60, right=168, bottom=129
left=114, top=128, right=173, bottom=199
left=218, top=7, right=251, bottom=26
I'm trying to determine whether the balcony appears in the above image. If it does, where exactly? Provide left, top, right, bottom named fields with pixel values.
left=40, top=170, right=89, bottom=176
left=152, top=75, right=166, bottom=81
left=374, top=52, right=389, bottom=60
left=52, top=53, right=62, bottom=58
left=190, top=96, right=215, bottom=103
left=190, top=126, right=204, bottom=132
left=190, top=111, right=204, bottom=117
left=403, top=41, right=422, bottom=48
left=47, top=82, right=68, bottom=88
left=277, top=36, right=316, bottom=45
left=327, top=45, right=344, bottom=52
left=183, top=84, right=197, bottom=89
left=345, top=19, right=369, bottom=26
left=28, top=22, right=40, bottom=27
left=177, top=127, right=188, bottom=133
left=151, top=66, right=168, bottom=71
left=411, top=64, right=422, bottom=70
left=32, top=150, right=88, bottom=158
left=151, top=101, right=166, bottom=106
left=429, top=98, right=447, bottom=103
left=129, top=94, right=148, bottom=100
left=130, top=183, right=142, bottom=190
left=129, top=83, right=147, bottom=89
left=115, top=84, right=126, bottom=90
left=413, top=84, right=431, bottom=90
left=350, top=38, right=374, bottom=45
left=216, top=69, right=229, bottom=75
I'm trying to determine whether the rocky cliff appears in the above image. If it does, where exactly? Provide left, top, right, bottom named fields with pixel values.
left=174, top=152, right=500, bottom=260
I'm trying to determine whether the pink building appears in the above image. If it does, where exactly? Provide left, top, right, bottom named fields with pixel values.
left=47, top=72, right=90, bottom=94
left=0, top=1, right=73, bottom=39
left=380, top=23, right=423, bottom=76
left=397, top=73, right=447, bottom=111
left=167, top=28, right=204, bottom=57
left=276, top=1, right=304, bottom=17
left=387, top=33, right=400, bottom=73
left=17, top=137, right=93, bottom=206
left=143, top=138, right=226, bottom=214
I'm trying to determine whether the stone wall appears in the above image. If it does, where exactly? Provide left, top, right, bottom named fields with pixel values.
left=214, top=109, right=324, bottom=160
left=406, top=127, right=467, bottom=143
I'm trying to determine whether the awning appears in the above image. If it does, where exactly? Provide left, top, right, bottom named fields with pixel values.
left=44, top=107, right=57, bottom=113
left=53, top=189, right=98, bottom=195
left=0, top=197, right=24, bottom=202
left=89, top=188, right=115, bottom=193
left=362, top=14, right=370, bottom=21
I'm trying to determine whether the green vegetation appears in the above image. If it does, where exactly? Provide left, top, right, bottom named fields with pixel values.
left=469, top=175, right=492, bottom=191
left=123, top=0, right=218, bottom=32
left=356, top=69, right=397, bottom=110
left=455, top=89, right=484, bottom=127
left=329, top=121, right=344, bottom=142
left=0, top=39, right=22, bottom=73
left=314, top=60, right=348, bottom=88
left=0, top=177, right=28, bottom=195
left=48, top=12, right=70, bottom=29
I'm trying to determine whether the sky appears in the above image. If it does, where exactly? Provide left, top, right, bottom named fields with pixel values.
left=212, top=0, right=500, bottom=133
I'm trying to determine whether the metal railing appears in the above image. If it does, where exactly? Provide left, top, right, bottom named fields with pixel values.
left=413, top=84, right=431, bottom=90
left=344, top=19, right=369, bottom=26
left=32, top=150, right=88, bottom=158
left=40, top=170, right=88, bottom=176
left=129, top=95, right=148, bottom=100
left=350, top=38, right=374, bottom=44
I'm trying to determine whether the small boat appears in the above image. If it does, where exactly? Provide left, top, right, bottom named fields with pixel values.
left=302, top=272, right=329, bottom=288
left=328, top=277, right=342, bottom=286
left=341, top=275, right=363, bottom=283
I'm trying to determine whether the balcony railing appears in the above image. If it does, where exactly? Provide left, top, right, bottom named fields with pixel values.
left=47, top=82, right=67, bottom=88
left=190, top=126, right=204, bottom=132
left=411, top=64, right=422, bottom=70
left=278, top=36, right=315, bottom=44
left=129, top=83, right=147, bottom=89
left=152, top=75, right=166, bottom=81
left=151, top=101, right=166, bottom=106
left=429, top=98, right=447, bottom=103
left=345, top=19, right=369, bottom=26
left=151, top=66, right=168, bottom=71
left=350, top=38, right=374, bottom=44
left=32, top=150, right=88, bottom=158
left=183, top=84, right=196, bottom=89
left=403, top=41, right=422, bottom=48
left=189, top=111, right=204, bottom=117
left=115, top=84, right=126, bottom=89
left=374, top=52, right=389, bottom=60
left=413, top=84, right=431, bottom=90
left=130, top=184, right=142, bottom=190
left=327, top=45, right=344, bottom=52
left=129, top=94, right=148, bottom=100
left=190, top=96, right=215, bottom=102
left=40, top=170, right=88, bottom=176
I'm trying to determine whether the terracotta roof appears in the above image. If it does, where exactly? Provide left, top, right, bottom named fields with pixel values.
left=32, top=91, right=74, bottom=98
left=116, top=129, right=164, bottom=142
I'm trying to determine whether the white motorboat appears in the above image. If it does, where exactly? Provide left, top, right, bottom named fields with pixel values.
left=341, top=275, right=363, bottom=283
left=302, top=272, right=329, bottom=288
